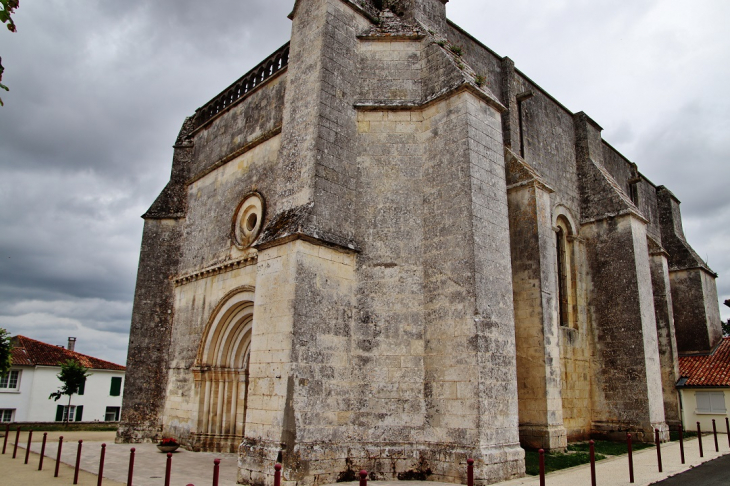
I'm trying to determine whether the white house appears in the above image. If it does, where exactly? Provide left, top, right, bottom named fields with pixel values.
left=678, top=337, right=730, bottom=433
left=0, top=335, right=126, bottom=423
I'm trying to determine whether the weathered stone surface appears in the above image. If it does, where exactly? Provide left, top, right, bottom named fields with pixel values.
left=120, top=0, right=723, bottom=484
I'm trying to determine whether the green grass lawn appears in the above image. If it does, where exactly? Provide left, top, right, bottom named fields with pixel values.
left=525, top=440, right=658, bottom=476
left=525, top=450, right=606, bottom=476
left=670, top=430, right=697, bottom=441
left=568, top=440, right=653, bottom=456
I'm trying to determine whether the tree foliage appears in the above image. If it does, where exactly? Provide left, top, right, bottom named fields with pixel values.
left=49, top=359, right=91, bottom=401
left=0, top=0, right=19, bottom=106
left=723, top=319, right=730, bottom=338
left=0, top=328, right=11, bottom=379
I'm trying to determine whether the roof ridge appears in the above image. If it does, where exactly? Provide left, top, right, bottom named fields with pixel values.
left=12, top=335, right=126, bottom=371
left=678, top=337, right=730, bottom=387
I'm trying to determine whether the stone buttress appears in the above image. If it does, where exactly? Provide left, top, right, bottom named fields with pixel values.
left=239, top=0, right=524, bottom=484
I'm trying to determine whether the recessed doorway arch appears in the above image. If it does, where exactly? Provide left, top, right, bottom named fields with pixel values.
left=192, top=287, right=254, bottom=452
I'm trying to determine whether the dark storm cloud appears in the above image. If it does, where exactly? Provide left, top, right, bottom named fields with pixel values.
left=0, top=0, right=295, bottom=364
left=0, top=0, right=727, bottom=366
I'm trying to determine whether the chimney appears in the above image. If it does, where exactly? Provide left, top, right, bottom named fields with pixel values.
left=68, top=337, right=76, bottom=352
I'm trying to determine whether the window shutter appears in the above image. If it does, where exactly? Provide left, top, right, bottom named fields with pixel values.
left=75, top=406, right=83, bottom=422
left=55, top=405, right=64, bottom=422
left=78, top=378, right=85, bottom=396
left=710, top=392, right=727, bottom=413
left=696, top=392, right=711, bottom=412
left=110, top=377, right=122, bottom=396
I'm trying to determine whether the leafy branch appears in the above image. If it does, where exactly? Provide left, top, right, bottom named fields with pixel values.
left=0, top=0, right=19, bottom=106
left=0, top=328, right=11, bottom=379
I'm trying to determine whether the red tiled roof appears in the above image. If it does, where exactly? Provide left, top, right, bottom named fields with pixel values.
left=678, top=337, right=730, bottom=387
left=10, top=335, right=125, bottom=371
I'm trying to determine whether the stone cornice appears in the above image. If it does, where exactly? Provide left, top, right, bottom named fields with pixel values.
left=173, top=255, right=258, bottom=287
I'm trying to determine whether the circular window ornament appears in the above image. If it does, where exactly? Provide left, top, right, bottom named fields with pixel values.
left=232, top=193, right=264, bottom=249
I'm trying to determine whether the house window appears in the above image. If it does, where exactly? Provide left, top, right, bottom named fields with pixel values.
left=696, top=391, right=727, bottom=414
left=0, top=409, right=14, bottom=422
left=0, top=370, right=20, bottom=390
left=105, top=407, right=120, bottom=422
left=78, top=377, right=86, bottom=396
left=55, top=405, right=84, bottom=422
left=110, top=377, right=122, bottom=397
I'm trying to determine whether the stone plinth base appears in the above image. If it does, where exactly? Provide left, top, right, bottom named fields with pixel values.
left=519, top=424, right=567, bottom=451
left=239, top=439, right=525, bottom=486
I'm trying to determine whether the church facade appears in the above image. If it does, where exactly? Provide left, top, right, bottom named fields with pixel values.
left=117, top=1, right=724, bottom=485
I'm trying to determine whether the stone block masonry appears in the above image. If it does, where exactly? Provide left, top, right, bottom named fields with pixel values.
left=119, top=0, right=724, bottom=485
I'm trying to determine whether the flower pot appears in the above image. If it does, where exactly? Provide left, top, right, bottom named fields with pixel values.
left=157, top=444, right=180, bottom=453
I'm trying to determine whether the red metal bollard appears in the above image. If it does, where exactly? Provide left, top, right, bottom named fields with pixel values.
left=359, top=469, right=368, bottom=486
left=74, top=439, right=83, bottom=484
left=39, top=432, right=48, bottom=470
left=12, top=426, right=20, bottom=459
left=164, top=452, right=172, bottom=486
left=274, top=463, right=282, bottom=486
left=213, top=458, right=221, bottom=486
left=467, top=458, right=474, bottom=486
left=97, top=443, right=106, bottom=486
left=589, top=441, right=596, bottom=486
left=55, top=436, right=64, bottom=478
left=127, top=447, right=136, bottom=486
left=538, top=449, right=545, bottom=486
left=655, top=429, right=662, bottom=473
left=697, top=422, right=704, bottom=458
left=24, top=429, right=33, bottom=464
left=627, top=433, right=634, bottom=483
left=2, top=422, right=9, bottom=454
left=678, top=425, right=685, bottom=465
left=712, top=419, right=719, bottom=452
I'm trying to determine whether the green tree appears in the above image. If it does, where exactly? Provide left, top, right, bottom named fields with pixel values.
left=0, top=0, right=19, bottom=106
left=0, top=328, right=11, bottom=379
left=723, top=319, right=730, bottom=338
left=49, top=360, right=91, bottom=425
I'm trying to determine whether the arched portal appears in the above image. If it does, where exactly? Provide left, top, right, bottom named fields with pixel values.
left=192, top=287, right=254, bottom=453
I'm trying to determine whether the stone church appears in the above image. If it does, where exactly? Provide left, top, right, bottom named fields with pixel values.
left=117, top=1, right=724, bottom=484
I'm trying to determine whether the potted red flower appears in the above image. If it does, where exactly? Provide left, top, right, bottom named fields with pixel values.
left=157, top=437, right=180, bottom=453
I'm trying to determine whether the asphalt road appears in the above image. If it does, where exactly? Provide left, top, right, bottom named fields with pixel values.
left=650, top=454, right=730, bottom=485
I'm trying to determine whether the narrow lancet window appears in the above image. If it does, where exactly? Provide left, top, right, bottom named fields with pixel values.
left=556, top=227, right=569, bottom=327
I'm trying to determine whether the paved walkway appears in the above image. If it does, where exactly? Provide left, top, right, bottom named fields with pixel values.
left=328, top=435, right=730, bottom=486
left=3, top=429, right=729, bottom=486
left=2, top=430, right=238, bottom=486
left=494, top=435, right=729, bottom=486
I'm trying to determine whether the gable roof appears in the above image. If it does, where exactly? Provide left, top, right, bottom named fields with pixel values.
left=10, top=335, right=125, bottom=371
left=678, top=337, right=730, bottom=387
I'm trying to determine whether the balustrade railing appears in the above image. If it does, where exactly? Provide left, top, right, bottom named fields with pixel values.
left=193, top=42, right=290, bottom=130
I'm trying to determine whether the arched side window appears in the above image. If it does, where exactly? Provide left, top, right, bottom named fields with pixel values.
left=555, top=216, right=577, bottom=329
left=192, top=287, right=254, bottom=453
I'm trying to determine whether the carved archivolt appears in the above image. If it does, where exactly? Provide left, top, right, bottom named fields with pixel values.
left=193, top=288, right=255, bottom=452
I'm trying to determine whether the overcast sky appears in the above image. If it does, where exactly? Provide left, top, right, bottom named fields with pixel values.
left=0, top=0, right=728, bottom=366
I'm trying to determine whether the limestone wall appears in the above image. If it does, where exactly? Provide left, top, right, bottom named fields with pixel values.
left=179, top=136, right=281, bottom=273
left=190, top=73, right=286, bottom=181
